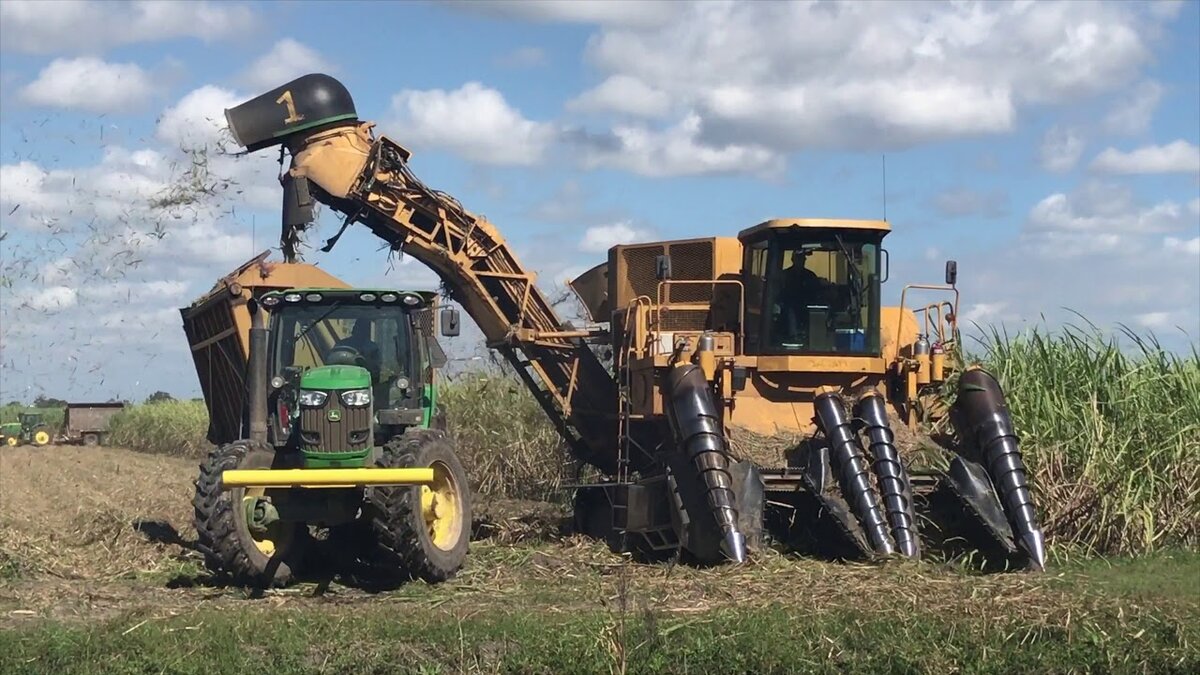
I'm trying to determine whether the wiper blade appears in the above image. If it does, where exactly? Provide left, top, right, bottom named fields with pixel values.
left=294, top=302, right=344, bottom=348
left=834, top=234, right=864, bottom=319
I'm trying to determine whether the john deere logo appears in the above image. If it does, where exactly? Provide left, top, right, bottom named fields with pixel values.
left=327, top=409, right=342, bottom=422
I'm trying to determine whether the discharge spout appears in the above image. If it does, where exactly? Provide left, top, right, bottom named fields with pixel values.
left=814, top=390, right=894, bottom=557
left=855, top=391, right=921, bottom=559
left=954, top=368, right=1046, bottom=570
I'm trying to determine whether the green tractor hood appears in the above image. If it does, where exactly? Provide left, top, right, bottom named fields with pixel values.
left=301, top=365, right=371, bottom=391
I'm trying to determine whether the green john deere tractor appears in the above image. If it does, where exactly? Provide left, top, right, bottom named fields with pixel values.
left=2, top=413, right=52, bottom=447
left=190, top=287, right=469, bottom=587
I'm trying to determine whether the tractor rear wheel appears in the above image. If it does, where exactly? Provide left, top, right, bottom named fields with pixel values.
left=366, top=430, right=470, bottom=583
left=193, top=441, right=305, bottom=586
left=33, top=430, right=50, bottom=446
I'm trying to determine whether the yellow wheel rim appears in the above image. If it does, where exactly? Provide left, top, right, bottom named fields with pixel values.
left=33, top=431, right=50, bottom=446
left=421, top=460, right=463, bottom=551
left=5, top=437, right=16, bottom=447
left=241, top=488, right=293, bottom=557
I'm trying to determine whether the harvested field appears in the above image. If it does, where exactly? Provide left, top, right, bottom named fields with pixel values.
left=1, top=445, right=1197, bottom=673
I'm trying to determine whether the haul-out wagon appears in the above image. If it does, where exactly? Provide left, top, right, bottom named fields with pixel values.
left=62, top=402, right=126, bottom=446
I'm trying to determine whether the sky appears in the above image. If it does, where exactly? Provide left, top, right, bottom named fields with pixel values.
left=0, top=0, right=1198, bottom=403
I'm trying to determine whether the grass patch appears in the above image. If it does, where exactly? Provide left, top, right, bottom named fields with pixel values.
left=979, top=323, right=1200, bottom=554
left=106, top=400, right=210, bottom=457
left=0, top=405, right=64, bottom=430
left=3, top=551, right=1197, bottom=674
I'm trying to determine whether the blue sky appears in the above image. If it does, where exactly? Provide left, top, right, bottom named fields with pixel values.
left=1, top=0, right=1197, bottom=403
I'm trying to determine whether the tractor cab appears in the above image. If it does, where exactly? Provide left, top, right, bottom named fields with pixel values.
left=739, top=219, right=886, bottom=357
left=259, top=288, right=456, bottom=464
left=6, top=413, right=51, bottom=446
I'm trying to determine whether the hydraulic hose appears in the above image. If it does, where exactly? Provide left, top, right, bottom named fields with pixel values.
left=954, top=368, right=1046, bottom=570
left=665, top=364, right=746, bottom=563
left=855, top=391, right=921, bottom=558
left=814, top=390, right=894, bottom=557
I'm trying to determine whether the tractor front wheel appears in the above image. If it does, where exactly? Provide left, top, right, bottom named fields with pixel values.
left=367, top=430, right=470, bottom=583
left=193, top=441, right=305, bottom=586
left=4, top=437, right=17, bottom=447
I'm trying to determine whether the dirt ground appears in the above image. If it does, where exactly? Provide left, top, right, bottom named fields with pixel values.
left=0, top=446, right=569, bottom=623
left=3, top=445, right=1194, bottom=643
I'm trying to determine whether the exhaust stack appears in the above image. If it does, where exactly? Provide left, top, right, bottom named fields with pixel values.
left=954, top=368, right=1046, bottom=570
left=247, top=302, right=269, bottom=445
left=814, top=390, right=894, bottom=557
left=855, top=391, right=921, bottom=558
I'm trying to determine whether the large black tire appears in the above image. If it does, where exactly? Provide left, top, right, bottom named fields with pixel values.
left=193, top=441, right=305, bottom=587
left=367, top=430, right=470, bottom=583
left=83, top=433, right=99, bottom=447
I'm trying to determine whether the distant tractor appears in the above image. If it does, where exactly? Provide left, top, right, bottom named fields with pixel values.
left=0, top=422, right=19, bottom=447
left=182, top=255, right=468, bottom=586
left=62, top=402, right=126, bottom=446
left=2, top=413, right=51, bottom=447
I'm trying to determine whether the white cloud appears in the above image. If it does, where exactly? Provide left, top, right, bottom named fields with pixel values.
left=13, top=286, right=78, bottom=312
left=579, top=221, right=648, bottom=252
left=153, top=85, right=281, bottom=210
left=1134, top=310, right=1195, bottom=331
left=19, top=57, right=155, bottom=112
left=495, top=46, right=547, bottom=68
left=568, top=75, right=671, bottom=118
left=1164, top=236, right=1200, bottom=255
left=239, top=39, right=335, bottom=91
left=1090, top=140, right=1200, bottom=174
left=456, top=0, right=680, bottom=28
left=579, top=113, right=784, bottom=178
left=1038, top=126, right=1085, bottom=173
left=387, top=83, right=555, bottom=166
left=156, top=85, right=241, bottom=149
left=961, top=301, right=1012, bottom=324
left=559, top=1, right=1162, bottom=154
left=934, top=186, right=1199, bottom=344
left=1103, top=80, right=1164, bottom=135
left=0, top=0, right=255, bottom=54
left=1027, top=182, right=1194, bottom=239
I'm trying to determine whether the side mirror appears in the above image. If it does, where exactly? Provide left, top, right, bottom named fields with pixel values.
left=945, top=260, right=958, bottom=286
left=440, top=307, right=461, bottom=337
left=655, top=254, right=672, bottom=280
left=880, top=248, right=890, bottom=283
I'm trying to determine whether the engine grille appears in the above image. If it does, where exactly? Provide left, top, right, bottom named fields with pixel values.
left=299, top=394, right=372, bottom=454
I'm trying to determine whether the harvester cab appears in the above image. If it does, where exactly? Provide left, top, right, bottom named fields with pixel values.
left=221, top=73, right=1044, bottom=572
left=182, top=256, right=469, bottom=587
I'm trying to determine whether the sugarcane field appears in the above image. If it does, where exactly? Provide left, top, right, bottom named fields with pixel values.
left=1, top=2, right=1198, bottom=674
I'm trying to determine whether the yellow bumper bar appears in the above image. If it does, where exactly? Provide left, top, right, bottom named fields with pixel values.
left=221, top=467, right=435, bottom=490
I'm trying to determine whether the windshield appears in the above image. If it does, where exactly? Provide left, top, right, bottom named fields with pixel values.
left=745, top=231, right=882, bottom=355
left=272, top=303, right=412, bottom=397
